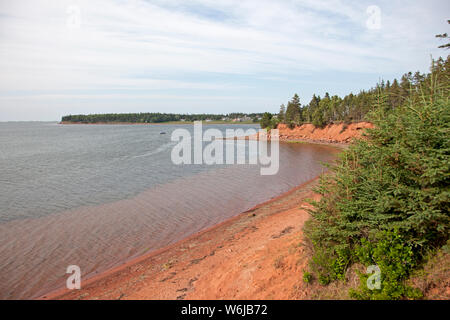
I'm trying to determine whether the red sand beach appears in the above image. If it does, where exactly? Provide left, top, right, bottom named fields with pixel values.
left=42, top=178, right=322, bottom=300
left=41, top=122, right=371, bottom=300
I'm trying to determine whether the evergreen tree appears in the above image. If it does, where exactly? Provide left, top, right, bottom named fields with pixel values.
left=278, top=104, right=286, bottom=122
left=304, top=94, right=320, bottom=123
left=388, top=79, right=402, bottom=110
left=285, top=94, right=301, bottom=126
left=304, top=70, right=449, bottom=298
left=263, top=54, right=450, bottom=130
left=260, top=112, right=273, bottom=129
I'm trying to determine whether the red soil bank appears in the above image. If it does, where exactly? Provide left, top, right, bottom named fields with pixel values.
left=273, top=122, right=373, bottom=144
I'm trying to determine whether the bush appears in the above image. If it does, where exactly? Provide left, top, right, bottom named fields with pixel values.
left=350, top=230, right=422, bottom=299
left=304, top=74, right=450, bottom=299
left=260, top=112, right=273, bottom=129
left=303, top=271, right=313, bottom=284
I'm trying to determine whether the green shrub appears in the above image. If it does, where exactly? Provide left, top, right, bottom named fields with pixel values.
left=260, top=112, right=273, bottom=129
left=303, top=68, right=450, bottom=299
left=351, top=230, right=423, bottom=299
left=303, top=271, right=313, bottom=283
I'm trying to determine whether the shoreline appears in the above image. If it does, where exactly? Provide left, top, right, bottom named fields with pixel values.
left=59, top=121, right=256, bottom=125
left=60, top=121, right=370, bottom=147
left=36, top=123, right=369, bottom=300
left=230, top=121, right=372, bottom=147
left=232, top=135, right=349, bottom=149
left=40, top=176, right=325, bottom=300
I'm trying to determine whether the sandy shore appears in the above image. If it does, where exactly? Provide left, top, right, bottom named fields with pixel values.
left=40, top=122, right=373, bottom=300
left=41, top=178, right=323, bottom=300
left=38, top=122, right=448, bottom=300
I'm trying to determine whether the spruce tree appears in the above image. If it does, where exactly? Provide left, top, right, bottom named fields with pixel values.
left=285, top=94, right=301, bottom=126
left=260, top=112, right=273, bottom=129
left=278, top=104, right=286, bottom=123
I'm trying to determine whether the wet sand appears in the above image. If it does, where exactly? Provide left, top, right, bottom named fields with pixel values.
left=41, top=178, right=322, bottom=300
left=38, top=123, right=375, bottom=300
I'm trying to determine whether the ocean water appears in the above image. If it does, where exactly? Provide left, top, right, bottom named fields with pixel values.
left=0, top=122, right=339, bottom=299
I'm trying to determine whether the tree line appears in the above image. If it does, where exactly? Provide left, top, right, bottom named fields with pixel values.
left=293, top=17, right=450, bottom=300
left=260, top=55, right=450, bottom=129
left=62, top=112, right=264, bottom=123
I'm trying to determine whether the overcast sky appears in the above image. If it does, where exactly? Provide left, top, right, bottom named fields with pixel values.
left=0, top=0, right=448, bottom=121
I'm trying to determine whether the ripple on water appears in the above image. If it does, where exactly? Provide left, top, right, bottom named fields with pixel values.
left=0, top=122, right=338, bottom=299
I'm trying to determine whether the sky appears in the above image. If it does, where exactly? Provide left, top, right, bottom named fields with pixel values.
left=0, top=0, right=449, bottom=121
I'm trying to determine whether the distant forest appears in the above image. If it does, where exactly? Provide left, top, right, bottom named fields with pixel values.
left=261, top=56, right=450, bottom=129
left=62, top=112, right=263, bottom=123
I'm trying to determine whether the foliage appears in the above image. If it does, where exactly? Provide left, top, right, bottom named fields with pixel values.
left=62, top=112, right=265, bottom=123
left=260, top=112, right=279, bottom=129
left=260, top=112, right=273, bottom=129
left=303, top=271, right=313, bottom=284
left=278, top=104, right=286, bottom=123
left=303, top=57, right=450, bottom=299
left=350, top=231, right=423, bottom=300
left=285, top=94, right=302, bottom=126
left=435, top=20, right=450, bottom=49
left=265, top=55, right=450, bottom=129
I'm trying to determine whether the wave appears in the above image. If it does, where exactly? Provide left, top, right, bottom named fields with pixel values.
left=131, top=141, right=177, bottom=159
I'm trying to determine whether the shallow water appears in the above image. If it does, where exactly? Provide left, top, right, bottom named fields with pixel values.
left=0, top=122, right=339, bottom=299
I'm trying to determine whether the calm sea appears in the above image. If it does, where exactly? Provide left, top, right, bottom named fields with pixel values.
left=0, top=122, right=339, bottom=299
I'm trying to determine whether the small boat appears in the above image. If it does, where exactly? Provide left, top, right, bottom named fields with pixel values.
left=160, top=131, right=167, bottom=134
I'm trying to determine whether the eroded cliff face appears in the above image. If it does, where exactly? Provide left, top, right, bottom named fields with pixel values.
left=272, top=122, right=374, bottom=144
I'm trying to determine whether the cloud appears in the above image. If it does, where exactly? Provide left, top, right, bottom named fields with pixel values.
left=0, top=0, right=448, bottom=120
